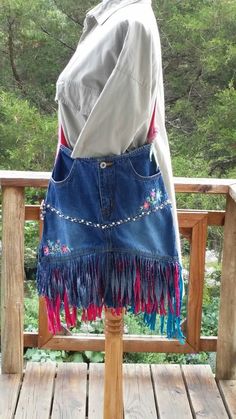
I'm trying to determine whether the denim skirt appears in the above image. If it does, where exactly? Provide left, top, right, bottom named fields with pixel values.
left=36, top=142, right=185, bottom=343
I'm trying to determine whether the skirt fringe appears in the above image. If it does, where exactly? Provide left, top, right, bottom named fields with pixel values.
left=36, top=250, right=185, bottom=344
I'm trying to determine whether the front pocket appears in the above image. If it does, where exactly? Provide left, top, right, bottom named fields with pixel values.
left=50, top=148, right=77, bottom=186
left=128, top=154, right=161, bottom=181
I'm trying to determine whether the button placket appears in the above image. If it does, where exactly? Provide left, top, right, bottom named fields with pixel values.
left=98, top=160, right=115, bottom=219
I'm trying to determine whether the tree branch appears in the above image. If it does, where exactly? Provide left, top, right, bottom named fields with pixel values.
left=7, top=16, right=24, bottom=90
left=40, top=25, right=75, bottom=51
left=52, top=0, right=84, bottom=28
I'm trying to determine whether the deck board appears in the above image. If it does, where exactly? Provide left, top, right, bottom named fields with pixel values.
left=218, top=380, right=236, bottom=418
left=123, top=363, right=157, bottom=419
left=182, top=365, right=228, bottom=419
left=88, top=363, right=104, bottom=419
left=151, top=364, right=192, bottom=419
left=15, top=361, right=56, bottom=419
left=0, top=362, right=235, bottom=419
left=51, top=362, right=87, bottom=419
left=0, top=373, right=22, bottom=419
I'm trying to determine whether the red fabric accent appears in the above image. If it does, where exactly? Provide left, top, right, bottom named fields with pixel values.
left=134, top=267, right=141, bottom=313
left=55, top=125, right=69, bottom=159
left=174, top=264, right=180, bottom=316
left=64, top=289, right=77, bottom=328
left=45, top=295, right=62, bottom=334
left=82, top=304, right=103, bottom=321
left=147, top=101, right=158, bottom=142
left=60, top=125, right=69, bottom=146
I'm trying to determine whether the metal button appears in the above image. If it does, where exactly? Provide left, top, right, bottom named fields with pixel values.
left=100, top=161, right=107, bottom=169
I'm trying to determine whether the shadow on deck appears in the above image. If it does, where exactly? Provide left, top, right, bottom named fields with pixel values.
left=0, top=362, right=236, bottom=418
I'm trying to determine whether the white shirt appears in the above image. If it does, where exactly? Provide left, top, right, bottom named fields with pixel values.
left=55, top=0, right=158, bottom=157
left=55, top=0, right=182, bottom=263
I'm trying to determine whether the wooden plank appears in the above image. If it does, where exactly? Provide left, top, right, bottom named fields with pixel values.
left=151, top=364, right=192, bottom=418
left=174, top=177, right=236, bottom=194
left=0, top=170, right=50, bottom=187
left=186, top=215, right=208, bottom=350
left=23, top=332, right=217, bottom=353
left=15, top=361, right=56, bottom=419
left=218, top=380, right=236, bottom=418
left=1, top=186, right=25, bottom=374
left=0, top=170, right=235, bottom=192
left=178, top=212, right=208, bottom=228
left=0, top=373, right=22, bottom=419
left=182, top=365, right=228, bottom=419
left=51, top=362, right=87, bottom=418
left=229, top=184, right=236, bottom=203
left=25, top=205, right=40, bottom=220
left=38, top=334, right=195, bottom=353
left=103, top=309, right=124, bottom=419
left=123, top=364, right=157, bottom=419
left=88, top=363, right=104, bottom=419
left=216, top=193, right=236, bottom=379
left=179, top=210, right=225, bottom=226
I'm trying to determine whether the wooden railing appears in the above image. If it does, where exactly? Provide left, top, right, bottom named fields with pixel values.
left=0, top=172, right=236, bottom=380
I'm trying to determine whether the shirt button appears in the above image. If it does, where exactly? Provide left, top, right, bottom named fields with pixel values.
left=100, top=161, right=107, bottom=169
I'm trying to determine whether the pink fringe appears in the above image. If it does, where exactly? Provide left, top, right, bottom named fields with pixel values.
left=174, top=264, right=180, bottom=317
left=147, top=101, right=158, bottom=142
left=64, top=290, right=77, bottom=328
left=44, top=260, right=181, bottom=333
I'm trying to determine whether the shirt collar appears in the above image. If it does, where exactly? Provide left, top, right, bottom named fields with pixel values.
left=86, top=0, right=151, bottom=25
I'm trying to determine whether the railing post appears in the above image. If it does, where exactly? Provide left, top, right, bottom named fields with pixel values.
left=1, top=186, right=25, bottom=374
left=216, top=186, right=236, bottom=379
left=103, top=308, right=124, bottom=419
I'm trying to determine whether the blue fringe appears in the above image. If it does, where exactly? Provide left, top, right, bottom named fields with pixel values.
left=135, top=264, right=185, bottom=344
left=36, top=247, right=185, bottom=343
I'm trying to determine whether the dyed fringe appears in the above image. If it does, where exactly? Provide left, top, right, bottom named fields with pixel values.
left=36, top=250, right=185, bottom=344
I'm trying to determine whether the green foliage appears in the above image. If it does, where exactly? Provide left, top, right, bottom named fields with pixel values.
left=0, top=0, right=235, bottom=177
left=0, top=91, right=57, bottom=170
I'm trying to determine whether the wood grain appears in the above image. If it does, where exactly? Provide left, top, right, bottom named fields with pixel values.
left=103, top=309, right=124, bottom=419
left=15, top=361, right=56, bottom=419
left=1, top=186, right=25, bottom=374
left=123, top=364, right=157, bottom=419
left=0, top=373, right=22, bottom=419
left=23, top=332, right=217, bottom=353
left=186, top=215, right=208, bottom=350
left=51, top=362, right=87, bottom=419
left=218, top=380, right=236, bottom=418
left=88, top=363, right=104, bottom=419
left=182, top=365, right=228, bottom=419
left=151, top=364, right=192, bottom=419
left=216, top=193, right=236, bottom=379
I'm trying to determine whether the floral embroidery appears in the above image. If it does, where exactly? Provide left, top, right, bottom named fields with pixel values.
left=140, top=188, right=163, bottom=212
left=43, top=239, right=73, bottom=256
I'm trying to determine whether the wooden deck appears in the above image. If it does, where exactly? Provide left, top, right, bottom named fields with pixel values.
left=0, top=362, right=236, bottom=419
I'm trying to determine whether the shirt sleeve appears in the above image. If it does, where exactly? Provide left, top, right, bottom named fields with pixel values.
left=71, top=21, right=158, bottom=158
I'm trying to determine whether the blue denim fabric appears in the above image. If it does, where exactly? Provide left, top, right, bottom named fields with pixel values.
left=36, top=143, right=185, bottom=343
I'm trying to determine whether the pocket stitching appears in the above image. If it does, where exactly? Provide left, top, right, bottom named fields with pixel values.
left=128, top=158, right=161, bottom=181
left=50, top=158, right=77, bottom=187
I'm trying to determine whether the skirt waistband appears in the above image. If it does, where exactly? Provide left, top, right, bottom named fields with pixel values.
left=60, top=142, right=153, bottom=162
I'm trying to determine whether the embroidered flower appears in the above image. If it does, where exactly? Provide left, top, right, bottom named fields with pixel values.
left=61, top=244, right=70, bottom=253
left=140, top=188, right=163, bottom=212
left=43, top=245, right=49, bottom=255
left=143, top=201, right=150, bottom=209
left=43, top=239, right=73, bottom=256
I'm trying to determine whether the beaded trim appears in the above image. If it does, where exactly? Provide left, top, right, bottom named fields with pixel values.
left=40, top=198, right=172, bottom=229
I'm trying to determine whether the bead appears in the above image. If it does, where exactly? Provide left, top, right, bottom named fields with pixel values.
left=42, top=199, right=171, bottom=230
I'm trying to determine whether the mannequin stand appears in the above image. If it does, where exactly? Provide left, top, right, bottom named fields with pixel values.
left=103, top=308, right=124, bottom=419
